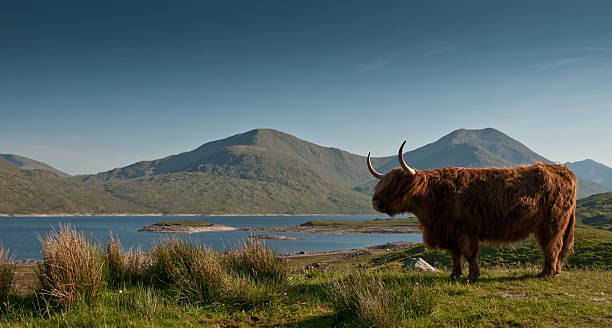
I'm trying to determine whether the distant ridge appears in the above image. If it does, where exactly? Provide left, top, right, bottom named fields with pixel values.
left=2, top=127, right=609, bottom=214
left=0, top=156, right=148, bottom=214
left=1, top=154, right=70, bottom=178
left=565, top=159, right=612, bottom=189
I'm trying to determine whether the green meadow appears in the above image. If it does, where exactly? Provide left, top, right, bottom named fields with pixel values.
left=0, top=224, right=610, bottom=327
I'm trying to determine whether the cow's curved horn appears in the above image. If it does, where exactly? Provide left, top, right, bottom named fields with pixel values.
left=398, top=141, right=416, bottom=175
left=367, top=152, right=384, bottom=179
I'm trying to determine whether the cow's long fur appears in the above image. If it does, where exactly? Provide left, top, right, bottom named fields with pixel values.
left=371, top=163, right=577, bottom=278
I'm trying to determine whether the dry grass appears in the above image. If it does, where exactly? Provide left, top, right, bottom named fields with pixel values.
left=36, top=224, right=105, bottom=309
left=149, top=238, right=231, bottom=304
left=105, top=233, right=150, bottom=286
left=225, top=238, right=287, bottom=283
left=149, top=237, right=287, bottom=307
left=329, top=270, right=398, bottom=327
left=328, top=270, right=437, bottom=327
left=0, top=245, right=15, bottom=308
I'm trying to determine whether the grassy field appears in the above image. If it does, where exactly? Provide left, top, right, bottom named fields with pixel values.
left=1, top=225, right=611, bottom=327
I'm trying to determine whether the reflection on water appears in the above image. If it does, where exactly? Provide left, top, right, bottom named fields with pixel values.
left=0, top=215, right=422, bottom=260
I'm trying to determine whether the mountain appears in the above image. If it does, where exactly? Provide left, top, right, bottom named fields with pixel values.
left=378, top=128, right=552, bottom=173
left=0, top=157, right=149, bottom=214
left=565, top=159, right=612, bottom=189
left=368, top=128, right=604, bottom=199
left=76, top=129, right=377, bottom=214
left=79, top=129, right=385, bottom=188
left=2, top=127, right=608, bottom=214
left=576, top=191, right=612, bottom=231
left=1, top=154, right=70, bottom=178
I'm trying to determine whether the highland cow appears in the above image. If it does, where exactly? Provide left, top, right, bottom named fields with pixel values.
left=367, top=142, right=577, bottom=279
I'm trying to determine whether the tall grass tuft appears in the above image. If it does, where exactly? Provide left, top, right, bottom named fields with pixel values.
left=36, top=224, right=105, bottom=309
left=105, top=233, right=149, bottom=287
left=225, top=238, right=287, bottom=283
left=329, top=270, right=437, bottom=327
left=0, top=245, right=15, bottom=309
left=149, top=237, right=230, bottom=304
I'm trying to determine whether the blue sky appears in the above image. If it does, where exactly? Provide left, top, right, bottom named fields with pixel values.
left=2, top=0, right=612, bottom=174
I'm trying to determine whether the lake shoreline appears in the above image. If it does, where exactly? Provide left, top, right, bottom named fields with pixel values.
left=0, top=213, right=378, bottom=218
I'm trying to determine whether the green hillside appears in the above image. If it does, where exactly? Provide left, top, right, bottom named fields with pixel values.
left=0, top=157, right=149, bottom=214
left=576, top=191, right=612, bottom=231
left=1, top=154, right=70, bottom=178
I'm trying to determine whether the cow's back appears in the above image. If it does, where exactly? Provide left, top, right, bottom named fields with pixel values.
left=425, top=164, right=576, bottom=246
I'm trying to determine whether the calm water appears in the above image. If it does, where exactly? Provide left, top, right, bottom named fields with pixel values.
left=0, top=215, right=422, bottom=260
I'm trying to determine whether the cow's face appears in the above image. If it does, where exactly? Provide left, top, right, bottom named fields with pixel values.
left=371, top=168, right=413, bottom=216
left=367, top=142, right=418, bottom=216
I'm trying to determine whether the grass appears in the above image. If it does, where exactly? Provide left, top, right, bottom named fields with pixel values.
left=105, top=233, right=149, bottom=287
left=36, top=224, right=105, bottom=309
left=301, top=217, right=420, bottom=227
left=0, top=245, right=15, bottom=309
left=153, top=220, right=214, bottom=227
left=577, top=191, right=612, bottom=231
left=372, top=227, right=612, bottom=270
left=1, top=225, right=610, bottom=327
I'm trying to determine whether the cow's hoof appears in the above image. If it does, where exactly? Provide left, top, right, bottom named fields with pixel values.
left=537, top=271, right=555, bottom=278
left=467, top=275, right=479, bottom=281
left=449, top=273, right=462, bottom=279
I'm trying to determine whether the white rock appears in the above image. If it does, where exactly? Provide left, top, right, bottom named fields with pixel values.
left=402, top=257, right=439, bottom=272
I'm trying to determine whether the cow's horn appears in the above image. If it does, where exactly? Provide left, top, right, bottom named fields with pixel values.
left=367, top=152, right=385, bottom=179
left=398, top=141, right=416, bottom=175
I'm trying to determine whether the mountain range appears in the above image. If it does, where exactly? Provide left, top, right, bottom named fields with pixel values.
left=1, top=128, right=610, bottom=214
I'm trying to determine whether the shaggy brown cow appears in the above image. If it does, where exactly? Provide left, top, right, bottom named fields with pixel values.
left=367, top=142, right=577, bottom=279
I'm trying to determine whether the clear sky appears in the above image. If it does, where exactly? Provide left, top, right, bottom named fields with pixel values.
left=2, top=0, right=612, bottom=175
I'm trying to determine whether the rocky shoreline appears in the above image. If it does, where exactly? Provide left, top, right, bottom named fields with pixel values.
left=248, top=234, right=302, bottom=240
left=250, top=225, right=420, bottom=234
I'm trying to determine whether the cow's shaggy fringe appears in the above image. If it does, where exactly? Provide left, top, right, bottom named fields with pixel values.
left=105, top=233, right=149, bottom=287
left=0, top=245, right=15, bottom=309
left=36, top=224, right=105, bottom=309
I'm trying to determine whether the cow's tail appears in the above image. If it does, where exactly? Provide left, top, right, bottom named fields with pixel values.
left=559, top=207, right=575, bottom=266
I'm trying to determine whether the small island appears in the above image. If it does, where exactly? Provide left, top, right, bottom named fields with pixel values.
left=248, top=234, right=302, bottom=240
left=260, top=218, right=421, bottom=234
left=138, top=220, right=239, bottom=233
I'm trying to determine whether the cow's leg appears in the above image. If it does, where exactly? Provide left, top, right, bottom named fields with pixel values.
left=535, top=226, right=563, bottom=278
left=462, top=239, right=480, bottom=280
left=449, top=249, right=462, bottom=278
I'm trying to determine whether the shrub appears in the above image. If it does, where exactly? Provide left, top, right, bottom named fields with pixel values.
left=0, top=245, right=15, bottom=308
left=225, top=274, right=281, bottom=309
left=224, top=238, right=287, bottom=283
left=149, top=237, right=230, bottom=304
left=36, top=224, right=105, bottom=309
left=105, top=233, right=150, bottom=287
left=328, top=270, right=437, bottom=327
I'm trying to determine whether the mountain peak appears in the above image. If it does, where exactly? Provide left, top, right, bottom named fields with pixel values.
left=381, top=127, right=551, bottom=172
left=565, top=159, right=612, bottom=189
